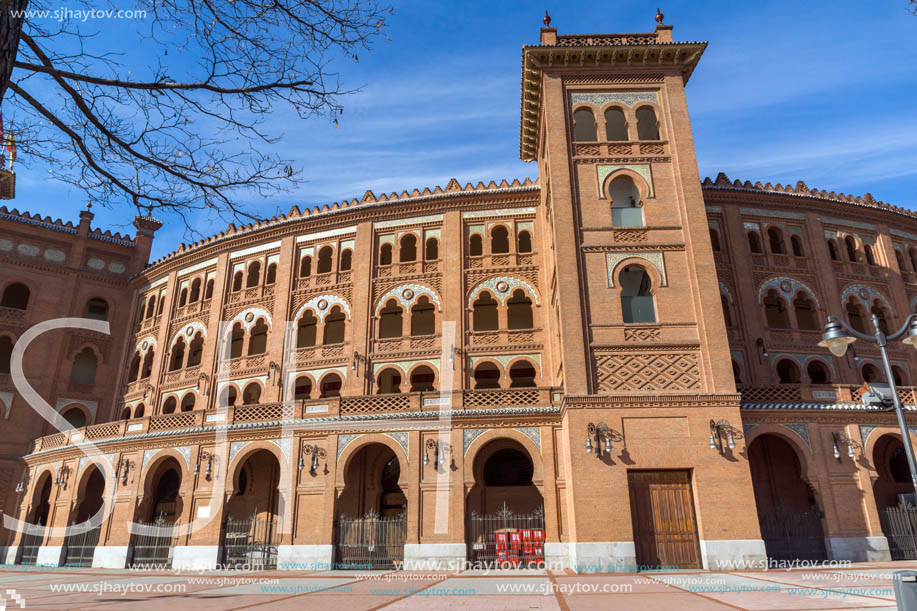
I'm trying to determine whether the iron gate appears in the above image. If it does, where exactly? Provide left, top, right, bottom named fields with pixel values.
left=333, top=510, right=406, bottom=569
left=64, top=524, right=102, bottom=567
left=758, top=506, right=827, bottom=563
left=222, top=514, right=279, bottom=569
left=129, top=517, right=178, bottom=569
left=467, top=505, right=545, bottom=568
left=17, top=528, right=44, bottom=565
left=880, top=506, right=917, bottom=560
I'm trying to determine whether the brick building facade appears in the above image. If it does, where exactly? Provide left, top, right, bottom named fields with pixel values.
left=0, top=22, right=915, bottom=571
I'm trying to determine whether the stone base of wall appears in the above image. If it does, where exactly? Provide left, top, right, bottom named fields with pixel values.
left=568, top=542, right=636, bottom=573
left=402, top=543, right=466, bottom=570
left=36, top=545, right=65, bottom=566
left=172, top=545, right=220, bottom=570
left=826, top=536, right=891, bottom=562
left=1, top=546, right=16, bottom=564
left=91, top=546, right=130, bottom=568
left=277, top=545, right=334, bottom=569
left=700, top=539, right=767, bottom=570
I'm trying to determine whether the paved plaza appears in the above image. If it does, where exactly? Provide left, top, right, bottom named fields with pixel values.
left=0, top=561, right=912, bottom=610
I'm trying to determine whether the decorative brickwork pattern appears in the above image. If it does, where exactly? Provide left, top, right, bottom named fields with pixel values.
left=624, top=327, right=661, bottom=342
left=594, top=352, right=701, bottom=392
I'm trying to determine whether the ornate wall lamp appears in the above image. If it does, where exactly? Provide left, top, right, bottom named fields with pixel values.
left=15, top=471, right=29, bottom=493
left=756, top=338, right=769, bottom=363
left=709, top=419, right=742, bottom=454
left=586, top=422, right=625, bottom=457
left=197, top=372, right=210, bottom=395
left=194, top=450, right=219, bottom=481
left=351, top=351, right=367, bottom=374
left=831, top=432, right=861, bottom=461
left=424, top=439, right=451, bottom=467
left=269, top=361, right=282, bottom=386
left=300, top=444, right=327, bottom=474
left=114, top=457, right=135, bottom=484
left=55, top=465, right=71, bottom=488
left=143, top=384, right=154, bottom=400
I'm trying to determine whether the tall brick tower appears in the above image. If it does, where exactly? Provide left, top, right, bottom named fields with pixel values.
left=524, top=14, right=766, bottom=569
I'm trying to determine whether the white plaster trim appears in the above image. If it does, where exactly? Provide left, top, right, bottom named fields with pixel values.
left=462, top=207, right=536, bottom=219
left=228, top=306, right=273, bottom=331
left=230, top=240, right=281, bottom=260
left=0, top=391, right=12, bottom=419
left=825, top=536, right=890, bottom=563
left=295, top=226, right=357, bottom=243
left=138, top=276, right=168, bottom=293
left=56, top=398, right=98, bottom=423
left=402, top=544, right=466, bottom=571
left=178, top=256, right=218, bottom=277
left=169, top=321, right=208, bottom=347
left=36, top=545, right=65, bottom=566
left=568, top=542, right=636, bottom=573
left=91, top=546, right=130, bottom=568
left=277, top=545, right=333, bottom=568
left=293, top=294, right=352, bottom=322
left=375, top=214, right=443, bottom=229
left=171, top=545, right=220, bottom=570
left=699, top=539, right=767, bottom=570
left=135, top=336, right=157, bottom=355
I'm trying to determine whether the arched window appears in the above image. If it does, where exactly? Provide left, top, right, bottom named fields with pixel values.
left=509, top=360, right=537, bottom=388
left=425, top=238, right=438, bottom=260
left=141, top=349, right=154, bottom=378
left=248, top=319, right=268, bottom=355
left=379, top=299, right=403, bottom=339
left=1, top=283, right=29, bottom=309
left=517, top=231, right=532, bottom=253
left=491, top=226, right=510, bottom=254
left=61, top=407, right=87, bottom=429
left=573, top=108, right=597, bottom=141
left=242, top=383, right=261, bottom=405
left=84, top=298, right=109, bottom=321
left=793, top=293, right=818, bottom=330
left=158, top=297, right=165, bottom=315
left=219, top=386, right=237, bottom=407
left=871, top=300, right=890, bottom=335
left=763, top=289, right=790, bottom=329
left=747, top=232, right=763, bottom=254
left=294, top=376, right=312, bottom=401
left=340, top=249, right=352, bottom=271
left=204, top=278, right=214, bottom=299
left=635, top=106, right=659, bottom=140
left=128, top=351, right=141, bottom=382
left=187, top=333, right=204, bottom=367
left=862, top=363, right=881, bottom=383
left=776, top=359, right=801, bottom=384
left=721, top=295, right=733, bottom=327
left=0, top=335, right=11, bottom=374
left=604, top=107, right=628, bottom=141
left=846, top=298, right=866, bottom=334
left=232, top=270, right=244, bottom=292
left=265, top=263, right=277, bottom=284
left=409, top=366, right=435, bottom=392
left=169, top=337, right=186, bottom=371
left=709, top=228, right=721, bottom=252
left=145, top=296, right=157, bottom=318
left=121, top=406, right=132, bottom=420
left=896, top=250, right=907, bottom=271
left=376, top=367, right=401, bottom=395
left=410, top=296, right=435, bottom=336
left=791, top=235, right=804, bottom=257
left=845, top=235, right=858, bottom=262
left=473, top=362, right=501, bottom=389
left=317, top=246, right=333, bottom=273
left=134, top=403, right=145, bottom=418
left=399, top=234, right=417, bottom=262
left=162, top=397, right=177, bottom=414
left=246, top=261, right=261, bottom=288
left=473, top=292, right=499, bottom=331
left=469, top=234, right=483, bottom=257
left=507, top=289, right=534, bottom=329
left=767, top=227, right=786, bottom=254
left=70, top=348, right=98, bottom=384
left=179, top=288, right=188, bottom=307
left=864, top=244, right=877, bottom=266
left=827, top=239, right=840, bottom=261
left=807, top=361, right=831, bottom=385
left=911, top=248, right=917, bottom=273
left=180, top=394, right=196, bottom=412
left=323, top=307, right=346, bottom=345
left=189, top=279, right=201, bottom=303
left=299, top=256, right=312, bottom=277
left=230, top=323, right=244, bottom=358
left=379, top=243, right=393, bottom=266
left=732, top=360, right=742, bottom=385
left=609, top=175, right=643, bottom=227
left=620, top=265, right=655, bottom=324
left=297, top=311, right=317, bottom=348
left=892, top=366, right=908, bottom=387
left=320, top=373, right=342, bottom=398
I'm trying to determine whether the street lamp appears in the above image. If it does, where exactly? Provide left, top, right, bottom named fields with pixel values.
left=819, top=313, right=917, bottom=492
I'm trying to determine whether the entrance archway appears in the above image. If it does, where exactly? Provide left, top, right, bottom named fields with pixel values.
left=466, top=439, right=545, bottom=568
left=873, top=434, right=917, bottom=559
left=18, top=471, right=52, bottom=564
left=64, top=466, right=106, bottom=566
left=130, top=457, right=183, bottom=568
left=748, top=433, right=827, bottom=562
left=222, top=449, right=281, bottom=569
left=333, top=442, right=407, bottom=569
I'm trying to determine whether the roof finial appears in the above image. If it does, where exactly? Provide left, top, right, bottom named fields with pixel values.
left=543, top=10, right=551, bottom=27
left=655, top=8, right=664, bottom=24
left=85, top=201, right=92, bottom=211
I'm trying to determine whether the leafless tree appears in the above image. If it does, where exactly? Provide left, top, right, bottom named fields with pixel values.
left=0, top=0, right=390, bottom=226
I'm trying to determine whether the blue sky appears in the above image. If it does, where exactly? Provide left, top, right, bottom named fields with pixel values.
left=7, top=1, right=917, bottom=260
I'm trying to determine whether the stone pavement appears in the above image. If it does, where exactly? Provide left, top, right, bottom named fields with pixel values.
left=0, top=561, right=912, bottom=610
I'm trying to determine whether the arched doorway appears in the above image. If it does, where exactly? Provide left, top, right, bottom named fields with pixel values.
left=64, top=466, right=106, bottom=566
left=130, top=458, right=182, bottom=568
left=222, top=450, right=281, bottom=569
left=873, top=434, right=917, bottom=559
left=333, top=443, right=407, bottom=569
left=747, top=434, right=827, bottom=562
left=18, top=471, right=53, bottom=565
left=466, top=439, right=545, bottom=568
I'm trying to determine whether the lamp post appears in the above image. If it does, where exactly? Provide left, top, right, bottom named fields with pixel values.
left=819, top=313, right=917, bottom=493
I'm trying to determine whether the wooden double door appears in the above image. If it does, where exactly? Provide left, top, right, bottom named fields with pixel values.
left=628, top=470, right=702, bottom=569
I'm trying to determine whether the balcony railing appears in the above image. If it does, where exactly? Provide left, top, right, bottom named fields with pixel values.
left=739, top=384, right=917, bottom=405
left=572, top=140, right=666, bottom=157
left=466, top=253, right=535, bottom=269
left=468, top=329, right=541, bottom=347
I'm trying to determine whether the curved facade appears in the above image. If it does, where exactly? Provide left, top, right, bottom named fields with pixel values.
left=2, top=22, right=917, bottom=571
